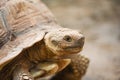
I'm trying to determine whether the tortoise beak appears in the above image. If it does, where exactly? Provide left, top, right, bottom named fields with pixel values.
left=77, top=36, right=85, bottom=48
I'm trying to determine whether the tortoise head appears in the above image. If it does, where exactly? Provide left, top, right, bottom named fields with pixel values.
left=44, top=28, right=85, bottom=56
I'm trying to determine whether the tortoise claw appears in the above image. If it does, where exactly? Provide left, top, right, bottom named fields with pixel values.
left=20, top=73, right=33, bottom=80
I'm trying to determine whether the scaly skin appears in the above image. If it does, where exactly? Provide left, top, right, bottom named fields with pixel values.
left=51, top=55, right=89, bottom=80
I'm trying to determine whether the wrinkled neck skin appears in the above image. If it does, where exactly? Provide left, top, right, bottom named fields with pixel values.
left=26, top=40, right=59, bottom=63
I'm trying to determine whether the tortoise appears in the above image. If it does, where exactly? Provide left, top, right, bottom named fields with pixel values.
left=0, top=0, right=89, bottom=80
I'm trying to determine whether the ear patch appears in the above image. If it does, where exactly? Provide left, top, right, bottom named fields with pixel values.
left=51, top=40, right=58, bottom=46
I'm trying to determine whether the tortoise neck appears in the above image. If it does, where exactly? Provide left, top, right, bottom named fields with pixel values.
left=26, top=41, right=57, bottom=63
left=45, top=45, right=58, bottom=59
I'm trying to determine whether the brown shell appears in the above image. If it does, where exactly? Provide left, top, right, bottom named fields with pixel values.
left=0, top=0, right=59, bottom=70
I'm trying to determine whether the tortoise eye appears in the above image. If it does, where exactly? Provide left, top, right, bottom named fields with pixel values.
left=63, top=35, right=72, bottom=42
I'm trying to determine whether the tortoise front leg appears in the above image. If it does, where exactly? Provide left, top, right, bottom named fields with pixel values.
left=30, top=59, right=71, bottom=79
left=51, top=55, right=89, bottom=80
left=13, top=62, right=59, bottom=80
left=13, top=65, right=34, bottom=80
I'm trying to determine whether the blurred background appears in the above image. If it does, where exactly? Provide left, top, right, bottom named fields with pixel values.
left=42, top=0, right=120, bottom=80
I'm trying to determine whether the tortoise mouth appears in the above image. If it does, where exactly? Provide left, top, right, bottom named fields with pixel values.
left=64, top=47, right=82, bottom=52
left=61, top=40, right=84, bottom=53
left=55, top=47, right=82, bottom=57
left=63, top=44, right=83, bottom=49
left=62, top=44, right=83, bottom=54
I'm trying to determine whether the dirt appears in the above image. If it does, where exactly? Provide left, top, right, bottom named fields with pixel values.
left=42, top=0, right=120, bottom=80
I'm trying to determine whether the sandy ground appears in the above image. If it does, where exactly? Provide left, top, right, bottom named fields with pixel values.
left=43, top=0, right=120, bottom=80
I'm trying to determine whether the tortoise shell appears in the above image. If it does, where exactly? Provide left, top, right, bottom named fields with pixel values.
left=0, top=0, right=59, bottom=70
